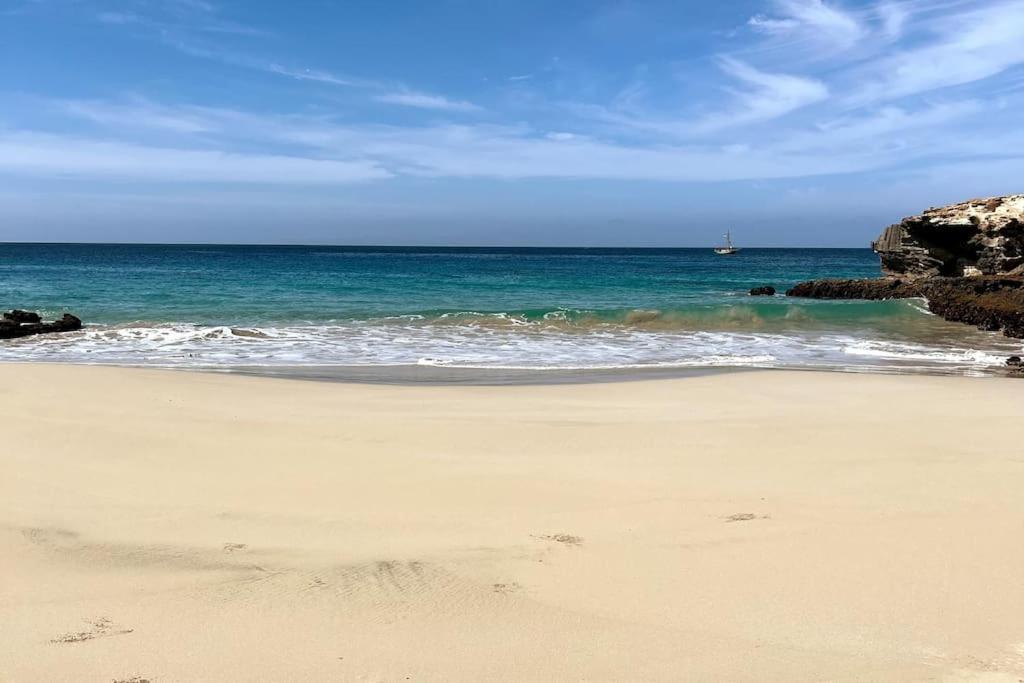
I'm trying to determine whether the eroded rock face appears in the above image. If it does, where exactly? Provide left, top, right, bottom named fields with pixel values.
left=872, top=195, right=1024, bottom=279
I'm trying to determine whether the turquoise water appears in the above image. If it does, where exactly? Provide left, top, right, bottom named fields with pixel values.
left=1, top=244, right=1019, bottom=375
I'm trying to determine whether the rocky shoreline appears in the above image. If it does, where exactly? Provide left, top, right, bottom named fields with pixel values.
left=0, top=310, right=82, bottom=340
left=786, top=276, right=1024, bottom=339
left=783, top=194, right=1024, bottom=346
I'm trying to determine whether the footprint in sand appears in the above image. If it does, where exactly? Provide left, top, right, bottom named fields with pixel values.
left=534, top=533, right=584, bottom=546
left=493, top=582, right=521, bottom=594
left=724, top=513, right=770, bottom=523
left=50, top=617, right=133, bottom=644
left=223, top=542, right=248, bottom=553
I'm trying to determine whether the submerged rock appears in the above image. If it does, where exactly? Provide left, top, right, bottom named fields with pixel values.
left=749, top=286, right=776, bottom=296
left=872, top=195, right=1024, bottom=279
left=0, top=312, right=82, bottom=340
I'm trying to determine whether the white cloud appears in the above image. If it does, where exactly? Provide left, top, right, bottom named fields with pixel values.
left=0, top=132, right=391, bottom=183
left=267, top=64, right=373, bottom=88
left=851, top=0, right=1024, bottom=102
left=373, top=91, right=482, bottom=112
left=876, top=2, right=908, bottom=39
left=749, top=0, right=865, bottom=50
left=706, top=57, right=829, bottom=129
left=4, top=97, right=916, bottom=182
left=59, top=98, right=219, bottom=134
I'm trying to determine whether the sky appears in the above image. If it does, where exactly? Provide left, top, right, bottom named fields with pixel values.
left=1, top=0, right=1023, bottom=246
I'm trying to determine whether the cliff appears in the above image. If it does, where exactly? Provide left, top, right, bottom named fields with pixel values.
left=872, top=195, right=1024, bottom=279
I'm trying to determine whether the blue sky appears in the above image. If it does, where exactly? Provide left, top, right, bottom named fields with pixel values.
left=1, top=0, right=1023, bottom=246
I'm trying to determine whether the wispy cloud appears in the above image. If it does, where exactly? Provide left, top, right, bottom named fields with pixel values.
left=748, top=0, right=865, bottom=50
left=705, top=57, right=829, bottom=129
left=374, top=91, right=482, bottom=112
left=57, top=98, right=219, bottom=134
left=850, top=0, right=1024, bottom=103
left=35, top=94, right=1024, bottom=185
left=0, top=132, right=391, bottom=183
left=154, top=39, right=482, bottom=115
left=6, top=0, right=1024, bottom=194
left=88, top=0, right=485, bottom=119
left=266, top=64, right=374, bottom=88
left=876, top=2, right=908, bottom=39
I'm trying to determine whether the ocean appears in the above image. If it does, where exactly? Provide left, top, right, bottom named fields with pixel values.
left=1, top=243, right=1020, bottom=379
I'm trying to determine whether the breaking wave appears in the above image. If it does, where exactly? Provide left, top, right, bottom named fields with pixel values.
left=1, top=300, right=1018, bottom=377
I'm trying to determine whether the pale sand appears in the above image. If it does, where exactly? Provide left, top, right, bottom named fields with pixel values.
left=2, top=365, right=1023, bottom=682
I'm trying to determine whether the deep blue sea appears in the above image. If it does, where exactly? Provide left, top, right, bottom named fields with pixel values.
left=1, top=244, right=1020, bottom=376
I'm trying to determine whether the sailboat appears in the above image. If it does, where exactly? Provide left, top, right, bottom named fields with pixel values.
left=714, top=231, right=740, bottom=255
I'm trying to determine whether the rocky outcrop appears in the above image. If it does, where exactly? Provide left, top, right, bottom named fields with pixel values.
left=785, top=278, right=918, bottom=300
left=787, top=196, right=1024, bottom=343
left=4, top=310, right=42, bottom=324
left=920, top=277, right=1024, bottom=338
left=786, top=276, right=1024, bottom=339
left=749, top=286, right=776, bottom=296
left=872, top=195, right=1024, bottom=279
left=0, top=311, right=82, bottom=340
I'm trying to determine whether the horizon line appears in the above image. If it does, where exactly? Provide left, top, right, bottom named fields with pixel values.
left=0, top=241, right=874, bottom=250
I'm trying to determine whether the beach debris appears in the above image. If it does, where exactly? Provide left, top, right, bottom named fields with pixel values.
left=749, top=286, right=776, bottom=296
left=535, top=533, right=583, bottom=545
left=724, top=513, right=772, bottom=523
left=493, top=582, right=521, bottom=594
left=1, top=310, right=82, bottom=340
left=50, top=617, right=133, bottom=644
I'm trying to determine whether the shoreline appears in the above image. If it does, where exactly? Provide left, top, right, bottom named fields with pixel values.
left=0, top=359, right=1019, bottom=385
left=3, top=364, right=1024, bottom=681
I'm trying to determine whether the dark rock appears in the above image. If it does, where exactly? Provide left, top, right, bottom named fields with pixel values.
left=0, top=311, right=82, bottom=340
left=918, top=278, right=1024, bottom=339
left=749, top=286, right=776, bottom=296
left=871, top=195, right=1024, bottom=279
left=3, top=309, right=41, bottom=323
left=1007, top=356, right=1022, bottom=366
left=785, top=278, right=918, bottom=300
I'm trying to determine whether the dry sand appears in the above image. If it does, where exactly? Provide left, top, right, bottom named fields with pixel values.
left=1, top=364, right=1023, bottom=682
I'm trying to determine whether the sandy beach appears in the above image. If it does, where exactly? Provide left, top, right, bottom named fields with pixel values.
left=2, top=364, right=1023, bottom=682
